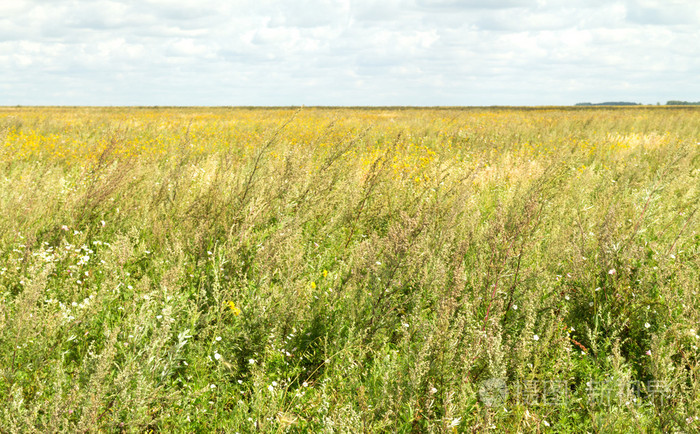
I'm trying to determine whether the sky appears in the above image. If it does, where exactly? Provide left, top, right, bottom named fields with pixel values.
left=1, top=0, right=699, bottom=106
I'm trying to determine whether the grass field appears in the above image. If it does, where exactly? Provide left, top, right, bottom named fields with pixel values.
left=1, top=106, right=699, bottom=432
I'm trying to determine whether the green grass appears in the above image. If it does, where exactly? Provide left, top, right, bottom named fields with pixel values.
left=0, top=106, right=699, bottom=432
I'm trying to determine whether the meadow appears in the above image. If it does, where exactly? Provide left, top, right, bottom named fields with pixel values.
left=0, top=106, right=699, bottom=432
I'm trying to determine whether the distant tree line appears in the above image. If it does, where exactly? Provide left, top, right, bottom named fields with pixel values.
left=666, top=100, right=700, bottom=105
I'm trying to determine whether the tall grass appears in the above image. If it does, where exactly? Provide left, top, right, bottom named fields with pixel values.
left=0, top=106, right=699, bottom=432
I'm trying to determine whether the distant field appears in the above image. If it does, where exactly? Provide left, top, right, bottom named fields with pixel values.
left=1, top=106, right=699, bottom=431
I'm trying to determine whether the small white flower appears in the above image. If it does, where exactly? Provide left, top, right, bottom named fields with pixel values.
left=215, top=336, right=222, bottom=341
left=589, top=302, right=594, bottom=307
left=156, top=315, right=162, bottom=320
left=214, top=352, right=222, bottom=360
left=608, top=268, right=616, bottom=275
left=248, top=359, right=255, bottom=365
left=595, top=287, right=601, bottom=291
left=210, top=384, right=216, bottom=389
left=267, top=384, right=274, bottom=392
left=375, top=261, right=382, bottom=266
left=430, top=387, right=437, bottom=394
left=565, top=295, right=570, bottom=301
left=61, top=225, right=69, bottom=231
left=533, top=334, right=540, bottom=341
left=512, top=304, right=518, bottom=310
left=450, top=417, right=461, bottom=428
left=543, top=420, right=550, bottom=427
left=100, top=220, right=106, bottom=227
left=645, top=322, right=651, bottom=329
left=271, top=381, right=278, bottom=387
left=302, top=382, right=308, bottom=387
left=207, top=251, right=213, bottom=255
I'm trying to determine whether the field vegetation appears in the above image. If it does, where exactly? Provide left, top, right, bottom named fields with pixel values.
left=0, top=106, right=699, bottom=432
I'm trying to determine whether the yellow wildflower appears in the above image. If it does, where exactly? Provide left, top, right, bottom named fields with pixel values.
left=226, top=301, right=241, bottom=316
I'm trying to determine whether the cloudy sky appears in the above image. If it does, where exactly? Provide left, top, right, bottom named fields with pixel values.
left=1, top=0, right=699, bottom=106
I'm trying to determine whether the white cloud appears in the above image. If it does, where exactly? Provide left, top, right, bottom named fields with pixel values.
left=1, top=0, right=699, bottom=105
